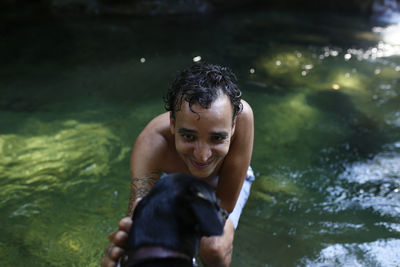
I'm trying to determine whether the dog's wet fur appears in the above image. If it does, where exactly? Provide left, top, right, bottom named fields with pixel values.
left=122, top=173, right=226, bottom=267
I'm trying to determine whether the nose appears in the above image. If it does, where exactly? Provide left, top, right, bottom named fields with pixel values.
left=193, top=142, right=212, bottom=163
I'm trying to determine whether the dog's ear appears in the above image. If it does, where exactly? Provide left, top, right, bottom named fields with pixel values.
left=187, top=187, right=225, bottom=237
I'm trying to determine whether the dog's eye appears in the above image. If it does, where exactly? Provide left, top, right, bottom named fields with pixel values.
left=196, top=192, right=206, bottom=200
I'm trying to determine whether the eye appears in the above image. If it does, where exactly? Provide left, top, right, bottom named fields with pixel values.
left=211, top=135, right=226, bottom=143
left=181, top=134, right=195, bottom=142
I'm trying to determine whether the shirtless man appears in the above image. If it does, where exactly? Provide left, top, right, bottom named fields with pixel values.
left=101, top=63, right=254, bottom=267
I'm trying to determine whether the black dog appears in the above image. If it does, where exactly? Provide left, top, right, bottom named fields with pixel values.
left=120, top=173, right=227, bottom=267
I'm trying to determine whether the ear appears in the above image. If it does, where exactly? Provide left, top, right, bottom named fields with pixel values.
left=231, top=117, right=237, bottom=137
left=170, top=112, right=175, bottom=135
left=189, top=190, right=224, bottom=237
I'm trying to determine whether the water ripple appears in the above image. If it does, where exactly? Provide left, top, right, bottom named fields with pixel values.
left=302, top=239, right=400, bottom=266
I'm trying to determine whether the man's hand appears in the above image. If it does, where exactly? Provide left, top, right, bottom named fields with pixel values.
left=101, top=199, right=141, bottom=267
left=199, top=218, right=234, bottom=267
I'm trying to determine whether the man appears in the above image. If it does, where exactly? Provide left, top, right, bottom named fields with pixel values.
left=102, top=63, right=254, bottom=267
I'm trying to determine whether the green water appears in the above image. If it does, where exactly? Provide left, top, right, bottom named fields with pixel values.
left=1, top=10, right=399, bottom=266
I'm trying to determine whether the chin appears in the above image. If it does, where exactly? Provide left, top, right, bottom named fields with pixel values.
left=189, top=169, right=211, bottom=178
left=187, top=165, right=214, bottom=178
left=183, top=157, right=219, bottom=178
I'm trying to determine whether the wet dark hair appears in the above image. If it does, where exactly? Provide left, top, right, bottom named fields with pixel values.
left=164, top=63, right=243, bottom=122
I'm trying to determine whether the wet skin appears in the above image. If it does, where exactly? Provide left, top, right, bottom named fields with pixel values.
left=170, top=94, right=236, bottom=181
left=102, top=93, right=254, bottom=267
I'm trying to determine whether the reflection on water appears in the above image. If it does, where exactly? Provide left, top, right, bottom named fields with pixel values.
left=319, top=142, right=400, bottom=219
left=335, top=142, right=400, bottom=217
left=302, top=239, right=400, bottom=266
left=0, top=118, right=130, bottom=266
left=1, top=9, right=400, bottom=267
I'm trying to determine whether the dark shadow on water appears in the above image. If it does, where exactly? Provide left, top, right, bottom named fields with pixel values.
left=306, top=89, right=387, bottom=158
left=0, top=96, right=41, bottom=113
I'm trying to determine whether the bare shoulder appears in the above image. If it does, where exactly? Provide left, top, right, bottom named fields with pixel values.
left=234, top=99, right=254, bottom=138
left=136, top=112, right=171, bottom=146
left=238, top=99, right=254, bottom=122
left=131, top=112, right=172, bottom=176
left=226, top=98, right=254, bottom=161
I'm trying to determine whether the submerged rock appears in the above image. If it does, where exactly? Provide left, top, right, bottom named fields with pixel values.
left=1, top=0, right=377, bottom=17
left=49, top=0, right=215, bottom=15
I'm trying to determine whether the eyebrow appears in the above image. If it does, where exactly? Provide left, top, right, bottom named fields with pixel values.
left=178, top=128, right=197, bottom=134
left=178, top=128, right=228, bottom=138
left=210, top=131, right=229, bottom=138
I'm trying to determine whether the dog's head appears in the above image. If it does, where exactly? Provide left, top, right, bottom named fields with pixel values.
left=124, top=173, right=227, bottom=266
left=179, top=177, right=227, bottom=237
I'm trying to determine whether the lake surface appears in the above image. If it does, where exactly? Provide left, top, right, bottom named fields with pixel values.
left=1, top=10, right=399, bottom=266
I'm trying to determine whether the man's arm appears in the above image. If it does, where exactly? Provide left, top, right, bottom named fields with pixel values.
left=127, top=116, right=168, bottom=216
left=101, top=115, right=169, bottom=267
left=127, top=174, right=159, bottom=216
left=217, top=100, right=254, bottom=212
left=199, top=101, right=253, bottom=267
left=198, top=100, right=253, bottom=267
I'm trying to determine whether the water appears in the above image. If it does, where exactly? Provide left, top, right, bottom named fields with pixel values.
left=1, top=10, right=399, bottom=266
left=372, top=0, right=400, bottom=24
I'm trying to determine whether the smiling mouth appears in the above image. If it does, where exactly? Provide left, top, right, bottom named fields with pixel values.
left=190, top=159, right=212, bottom=169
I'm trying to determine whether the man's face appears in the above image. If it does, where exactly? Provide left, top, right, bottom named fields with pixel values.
left=170, top=94, right=236, bottom=178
